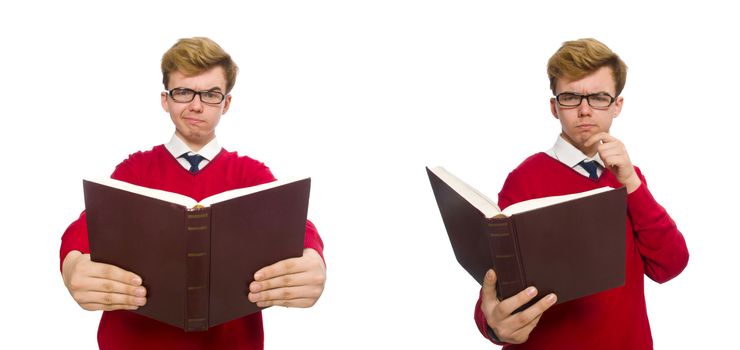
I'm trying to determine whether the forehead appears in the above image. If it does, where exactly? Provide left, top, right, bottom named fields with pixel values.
left=556, top=66, right=616, bottom=94
left=168, top=66, right=227, bottom=90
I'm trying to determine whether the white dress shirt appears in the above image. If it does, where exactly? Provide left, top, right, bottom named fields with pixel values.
left=164, top=134, right=221, bottom=171
left=545, top=135, right=605, bottom=178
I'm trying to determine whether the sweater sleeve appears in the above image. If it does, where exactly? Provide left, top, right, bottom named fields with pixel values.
left=627, top=168, right=689, bottom=283
left=59, top=211, right=90, bottom=271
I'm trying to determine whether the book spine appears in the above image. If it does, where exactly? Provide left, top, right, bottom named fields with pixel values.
left=486, top=217, right=526, bottom=300
left=184, top=206, right=211, bottom=331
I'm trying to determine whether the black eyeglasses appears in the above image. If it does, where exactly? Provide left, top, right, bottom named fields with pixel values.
left=555, top=92, right=616, bottom=109
left=167, top=88, right=226, bottom=104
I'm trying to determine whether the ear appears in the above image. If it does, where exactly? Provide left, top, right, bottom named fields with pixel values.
left=550, top=97, right=559, bottom=119
left=612, top=96, right=624, bottom=118
left=222, top=94, right=232, bottom=115
left=161, top=92, right=169, bottom=113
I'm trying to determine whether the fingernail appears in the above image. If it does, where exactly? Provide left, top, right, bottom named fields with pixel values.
left=526, top=287, right=537, bottom=296
left=248, top=293, right=258, bottom=302
left=546, top=294, right=557, bottom=304
left=135, top=297, right=146, bottom=306
left=254, top=272, right=263, bottom=280
left=250, top=283, right=261, bottom=292
left=135, top=288, right=146, bottom=297
left=132, top=277, right=142, bottom=286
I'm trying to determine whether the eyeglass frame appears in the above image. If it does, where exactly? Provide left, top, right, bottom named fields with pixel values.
left=166, top=87, right=227, bottom=104
left=554, top=92, right=616, bottom=109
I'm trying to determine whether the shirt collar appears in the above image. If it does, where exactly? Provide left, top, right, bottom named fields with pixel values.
left=550, top=135, right=605, bottom=168
left=164, top=134, right=221, bottom=160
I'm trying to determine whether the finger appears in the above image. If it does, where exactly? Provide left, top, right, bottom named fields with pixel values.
left=67, top=273, right=147, bottom=299
left=507, top=293, right=557, bottom=329
left=494, top=286, right=539, bottom=320
left=583, top=132, right=610, bottom=147
left=254, top=256, right=305, bottom=281
left=250, top=270, right=321, bottom=293
left=82, top=259, right=143, bottom=286
left=482, top=270, right=498, bottom=299
left=79, top=302, right=142, bottom=312
left=598, top=147, right=628, bottom=168
left=255, top=297, right=318, bottom=308
left=74, top=290, right=147, bottom=308
left=248, top=285, right=323, bottom=304
left=506, top=314, right=544, bottom=344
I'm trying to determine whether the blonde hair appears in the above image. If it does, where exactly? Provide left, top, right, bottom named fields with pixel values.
left=547, top=38, right=627, bottom=96
left=161, top=37, right=238, bottom=93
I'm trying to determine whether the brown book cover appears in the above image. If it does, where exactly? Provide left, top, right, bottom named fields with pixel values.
left=84, top=177, right=310, bottom=331
left=426, top=166, right=626, bottom=305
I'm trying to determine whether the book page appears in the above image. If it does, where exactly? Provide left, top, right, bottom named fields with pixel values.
left=502, top=187, right=614, bottom=216
left=199, top=177, right=308, bottom=206
left=428, top=167, right=502, bottom=218
left=85, top=178, right=197, bottom=207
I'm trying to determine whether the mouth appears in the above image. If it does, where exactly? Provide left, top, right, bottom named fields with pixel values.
left=576, top=124, right=596, bottom=130
left=182, top=117, right=204, bottom=125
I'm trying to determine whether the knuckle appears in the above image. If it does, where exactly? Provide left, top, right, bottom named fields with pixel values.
left=68, top=277, right=83, bottom=291
left=514, top=311, right=530, bottom=325
left=280, top=289, right=294, bottom=299
left=314, top=273, right=327, bottom=285
left=70, top=291, right=84, bottom=302
left=101, top=265, right=114, bottom=280
left=260, top=280, right=272, bottom=290
left=495, top=327, right=512, bottom=341
left=282, top=275, right=293, bottom=286
left=103, top=293, right=114, bottom=305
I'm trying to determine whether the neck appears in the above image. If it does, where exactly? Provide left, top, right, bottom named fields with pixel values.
left=176, top=131, right=214, bottom=152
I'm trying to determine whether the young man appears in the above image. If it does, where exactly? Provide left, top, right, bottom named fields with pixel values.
left=474, top=38, right=688, bottom=349
left=60, top=37, right=326, bottom=349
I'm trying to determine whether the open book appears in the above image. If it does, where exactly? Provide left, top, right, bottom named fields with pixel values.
left=84, top=177, right=310, bottom=331
left=426, top=166, right=626, bottom=305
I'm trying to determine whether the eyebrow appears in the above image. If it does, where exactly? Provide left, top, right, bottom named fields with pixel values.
left=173, top=86, right=224, bottom=92
left=561, top=91, right=613, bottom=95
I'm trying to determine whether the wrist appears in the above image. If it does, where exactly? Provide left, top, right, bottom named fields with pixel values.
left=623, top=173, right=642, bottom=193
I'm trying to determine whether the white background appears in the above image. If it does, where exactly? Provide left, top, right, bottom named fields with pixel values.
left=2, top=1, right=737, bottom=349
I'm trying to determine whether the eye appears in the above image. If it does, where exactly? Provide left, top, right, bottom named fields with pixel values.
left=172, top=88, right=192, bottom=97
left=560, top=93, right=580, bottom=102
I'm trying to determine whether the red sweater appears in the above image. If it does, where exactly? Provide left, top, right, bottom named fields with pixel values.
left=60, top=145, right=324, bottom=350
left=474, top=153, right=688, bottom=349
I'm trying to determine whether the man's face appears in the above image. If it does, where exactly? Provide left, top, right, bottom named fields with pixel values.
left=550, top=66, right=623, bottom=155
left=161, top=66, right=232, bottom=151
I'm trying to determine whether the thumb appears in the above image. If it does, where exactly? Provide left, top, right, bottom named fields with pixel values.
left=482, top=269, right=499, bottom=302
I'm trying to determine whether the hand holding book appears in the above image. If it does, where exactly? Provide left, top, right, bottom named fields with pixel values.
left=248, top=248, right=326, bottom=308
left=62, top=250, right=147, bottom=311
left=480, top=269, right=556, bottom=344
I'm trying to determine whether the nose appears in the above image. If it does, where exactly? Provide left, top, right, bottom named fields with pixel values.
left=577, top=97, right=591, bottom=117
left=188, top=93, right=204, bottom=112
